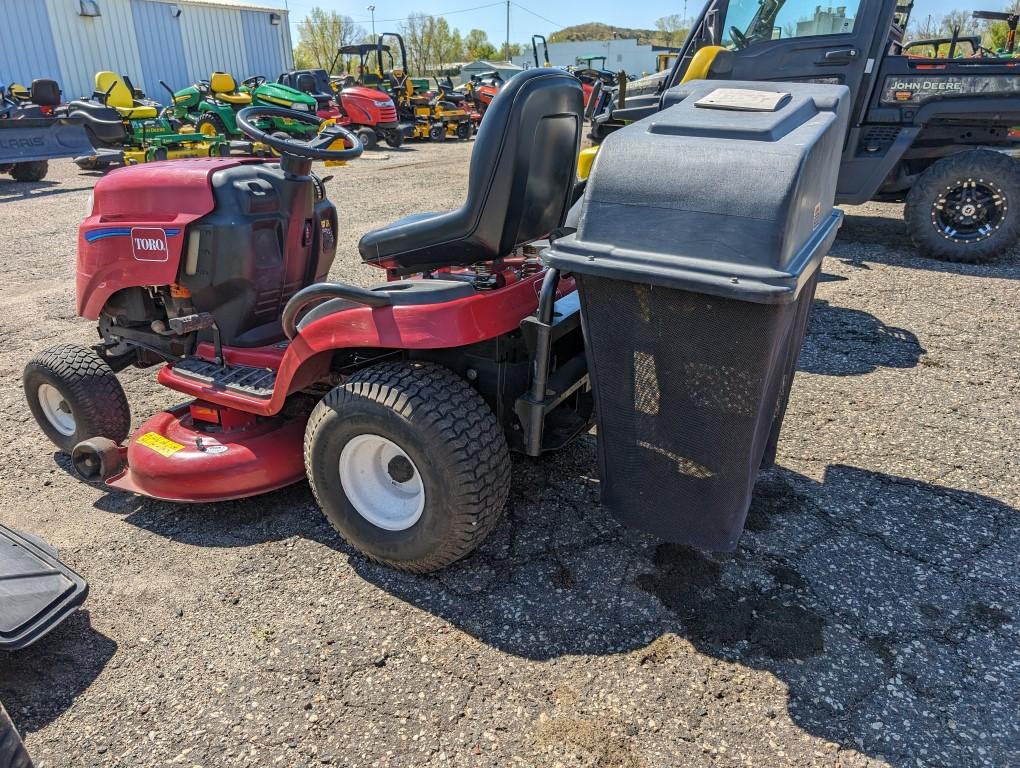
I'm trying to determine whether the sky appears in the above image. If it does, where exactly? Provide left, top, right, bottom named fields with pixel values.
left=260, top=0, right=1015, bottom=52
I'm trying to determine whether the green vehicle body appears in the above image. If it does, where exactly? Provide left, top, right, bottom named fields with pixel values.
left=166, top=78, right=319, bottom=139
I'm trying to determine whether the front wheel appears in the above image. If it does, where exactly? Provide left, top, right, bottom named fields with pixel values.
left=428, top=123, right=446, bottom=142
left=10, top=160, right=47, bottom=182
left=904, top=150, right=1020, bottom=263
left=355, top=127, right=378, bottom=150
left=304, top=361, right=510, bottom=573
left=456, top=121, right=472, bottom=140
left=384, top=129, right=404, bottom=148
left=24, top=344, right=131, bottom=454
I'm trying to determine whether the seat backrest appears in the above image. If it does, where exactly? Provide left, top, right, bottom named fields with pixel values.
left=95, top=71, right=134, bottom=108
left=210, top=72, right=237, bottom=94
left=31, top=78, right=61, bottom=107
left=359, top=69, right=584, bottom=274
left=681, top=46, right=735, bottom=83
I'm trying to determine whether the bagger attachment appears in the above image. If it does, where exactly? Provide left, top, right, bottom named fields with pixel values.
left=547, top=81, right=851, bottom=550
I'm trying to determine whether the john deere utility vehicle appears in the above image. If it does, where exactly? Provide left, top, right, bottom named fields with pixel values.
left=587, top=0, right=1020, bottom=263
left=167, top=72, right=318, bottom=143
left=67, top=72, right=226, bottom=169
left=0, top=78, right=92, bottom=181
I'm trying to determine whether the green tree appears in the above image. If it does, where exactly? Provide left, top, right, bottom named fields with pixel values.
left=654, top=14, right=689, bottom=47
left=465, top=29, right=498, bottom=61
left=293, top=7, right=365, bottom=73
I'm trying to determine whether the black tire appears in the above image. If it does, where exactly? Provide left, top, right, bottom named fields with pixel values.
left=195, top=112, right=228, bottom=139
left=10, top=161, right=47, bottom=182
left=384, top=129, right=404, bottom=148
left=74, top=155, right=101, bottom=171
left=429, top=123, right=446, bottom=142
left=304, top=361, right=510, bottom=573
left=456, top=121, right=472, bottom=140
left=24, top=344, right=131, bottom=455
left=151, top=147, right=168, bottom=162
left=0, top=702, right=32, bottom=768
left=356, top=127, right=378, bottom=150
left=904, top=150, right=1020, bottom=263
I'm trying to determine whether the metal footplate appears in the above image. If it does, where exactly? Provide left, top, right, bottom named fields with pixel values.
left=172, top=357, right=277, bottom=398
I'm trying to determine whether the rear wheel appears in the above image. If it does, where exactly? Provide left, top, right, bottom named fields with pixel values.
left=456, top=121, right=472, bottom=140
left=195, top=112, right=228, bottom=139
left=10, top=161, right=47, bottom=182
left=904, top=150, right=1020, bottom=263
left=24, top=344, right=131, bottom=454
left=304, top=361, right=510, bottom=573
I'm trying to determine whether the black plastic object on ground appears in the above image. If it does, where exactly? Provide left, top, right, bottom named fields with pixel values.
left=0, top=700, right=32, bottom=768
left=546, top=80, right=851, bottom=550
left=0, top=524, right=88, bottom=650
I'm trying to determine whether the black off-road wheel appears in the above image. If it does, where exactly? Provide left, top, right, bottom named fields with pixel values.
left=905, top=150, right=1020, bottom=263
left=428, top=123, right=446, bottom=142
left=195, top=112, right=229, bottom=139
left=24, top=344, right=131, bottom=455
left=9, top=161, right=47, bottom=182
left=0, top=702, right=32, bottom=768
left=304, top=361, right=510, bottom=573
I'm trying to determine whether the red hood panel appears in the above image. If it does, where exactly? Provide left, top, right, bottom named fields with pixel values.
left=341, top=86, right=392, bottom=102
left=77, top=158, right=267, bottom=319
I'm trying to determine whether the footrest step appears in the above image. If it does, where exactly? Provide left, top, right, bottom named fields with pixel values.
left=172, top=357, right=277, bottom=398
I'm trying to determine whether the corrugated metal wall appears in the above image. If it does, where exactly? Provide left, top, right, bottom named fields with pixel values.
left=0, top=0, right=63, bottom=92
left=179, top=5, right=248, bottom=84
left=5, top=1, right=290, bottom=104
left=131, top=0, right=191, bottom=94
left=45, top=0, right=145, bottom=100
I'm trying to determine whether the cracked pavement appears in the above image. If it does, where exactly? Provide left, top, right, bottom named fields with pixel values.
left=0, top=147, right=1017, bottom=767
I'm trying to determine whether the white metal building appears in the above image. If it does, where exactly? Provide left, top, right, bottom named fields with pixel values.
left=458, top=60, right=524, bottom=85
left=512, top=39, right=677, bottom=78
left=0, top=0, right=292, bottom=103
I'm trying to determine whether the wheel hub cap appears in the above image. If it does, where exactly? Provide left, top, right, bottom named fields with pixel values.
left=339, top=434, right=425, bottom=531
left=932, top=177, right=1007, bottom=243
left=37, top=383, right=75, bottom=436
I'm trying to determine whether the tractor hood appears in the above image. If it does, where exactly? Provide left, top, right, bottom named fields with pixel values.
left=253, top=82, right=317, bottom=110
left=342, top=85, right=394, bottom=105
left=0, top=524, right=88, bottom=650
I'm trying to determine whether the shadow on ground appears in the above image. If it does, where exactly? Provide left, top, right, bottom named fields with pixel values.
left=800, top=298, right=925, bottom=376
left=102, top=434, right=1018, bottom=766
left=0, top=611, right=116, bottom=736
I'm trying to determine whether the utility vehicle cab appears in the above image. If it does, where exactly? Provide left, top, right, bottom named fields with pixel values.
left=590, top=0, right=1020, bottom=263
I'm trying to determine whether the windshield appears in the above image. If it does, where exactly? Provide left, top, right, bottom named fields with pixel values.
left=722, top=0, right=858, bottom=49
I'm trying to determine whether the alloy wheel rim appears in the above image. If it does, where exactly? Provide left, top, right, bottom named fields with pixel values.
left=932, top=177, right=1007, bottom=243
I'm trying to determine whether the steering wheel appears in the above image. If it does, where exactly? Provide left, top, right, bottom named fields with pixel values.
left=243, top=76, right=266, bottom=89
left=730, top=26, right=750, bottom=50
left=236, top=106, right=363, bottom=162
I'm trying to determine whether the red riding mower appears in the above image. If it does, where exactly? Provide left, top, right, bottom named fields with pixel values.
left=24, top=71, right=850, bottom=572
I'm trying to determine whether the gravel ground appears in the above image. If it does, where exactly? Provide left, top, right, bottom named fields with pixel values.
left=0, top=146, right=1017, bottom=768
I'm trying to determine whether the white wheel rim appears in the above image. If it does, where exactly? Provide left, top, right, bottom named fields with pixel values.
left=339, top=434, right=425, bottom=531
left=37, top=383, right=75, bottom=436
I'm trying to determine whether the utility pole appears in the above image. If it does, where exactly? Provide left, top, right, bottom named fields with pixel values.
left=368, top=5, right=376, bottom=40
left=505, top=0, right=510, bottom=62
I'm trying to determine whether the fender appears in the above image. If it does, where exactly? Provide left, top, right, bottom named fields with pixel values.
left=159, top=272, right=576, bottom=416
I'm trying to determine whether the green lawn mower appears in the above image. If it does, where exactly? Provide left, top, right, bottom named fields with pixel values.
left=68, top=71, right=228, bottom=170
left=165, top=72, right=319, bottom=143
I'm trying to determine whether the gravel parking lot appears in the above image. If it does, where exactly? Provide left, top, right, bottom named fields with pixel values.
left=0, top=145, right=1017, bottom=768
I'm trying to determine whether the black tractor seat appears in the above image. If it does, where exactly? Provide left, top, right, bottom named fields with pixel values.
left=358, top=68, right=584, bottom=275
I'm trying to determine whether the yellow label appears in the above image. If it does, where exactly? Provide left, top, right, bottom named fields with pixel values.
left=137, top=432, right=185, bottom=457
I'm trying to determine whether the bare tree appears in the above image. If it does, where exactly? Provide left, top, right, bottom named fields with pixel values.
left=293, top=7, right=365, bottom=73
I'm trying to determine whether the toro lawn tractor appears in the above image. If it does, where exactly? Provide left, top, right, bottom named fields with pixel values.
left=24, top=71, right=850, bottom=573
left=166, top=73, right=318, bottom=144
left=0, top=78, right=93, bottom=181
left=67, top=72, right=226, bottom=170
left=281, top=54, right=410, bottom=150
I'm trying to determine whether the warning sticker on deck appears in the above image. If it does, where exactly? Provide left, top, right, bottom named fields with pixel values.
left=137, top=432, right=185, bottom=457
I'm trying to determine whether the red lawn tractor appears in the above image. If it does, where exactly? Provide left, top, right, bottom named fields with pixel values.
left=23, top=71, right=849, bottom=572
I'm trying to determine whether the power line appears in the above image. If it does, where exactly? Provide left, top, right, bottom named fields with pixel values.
left=510, top=2, right=564, bottom=29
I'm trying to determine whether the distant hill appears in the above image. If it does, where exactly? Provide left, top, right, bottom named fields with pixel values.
left=548, top=23, right=666, bottom=47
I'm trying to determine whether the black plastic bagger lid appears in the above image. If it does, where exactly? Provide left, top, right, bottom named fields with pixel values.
left=0, top=524, right=88, bottom=650
left=547, top=80, right=851, bottom=304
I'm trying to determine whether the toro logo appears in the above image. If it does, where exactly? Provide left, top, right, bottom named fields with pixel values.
left=130, top=228, right=169, bottom=262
